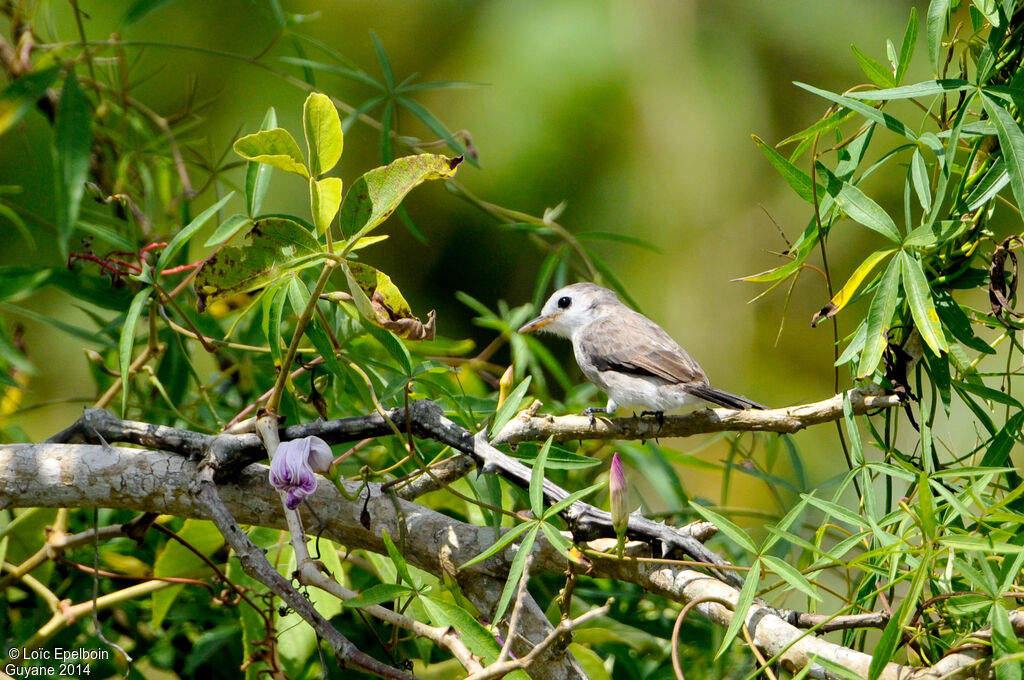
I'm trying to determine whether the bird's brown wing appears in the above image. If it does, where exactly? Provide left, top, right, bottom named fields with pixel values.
left=579, top=312, right=708, bottom=385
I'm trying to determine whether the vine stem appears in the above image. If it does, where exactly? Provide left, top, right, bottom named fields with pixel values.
left=266, top=262, right=337, bottom=414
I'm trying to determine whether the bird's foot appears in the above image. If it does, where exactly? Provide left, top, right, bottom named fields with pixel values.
left=639, top=410, right=666, bottom=432
left=582, top=406, right=607, bottom=427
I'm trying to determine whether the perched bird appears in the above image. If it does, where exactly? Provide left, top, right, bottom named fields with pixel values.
left=518, top=283, right=765, bottom=419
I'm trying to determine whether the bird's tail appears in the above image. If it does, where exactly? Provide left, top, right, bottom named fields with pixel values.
left=688, top=384, right=766, bottom=410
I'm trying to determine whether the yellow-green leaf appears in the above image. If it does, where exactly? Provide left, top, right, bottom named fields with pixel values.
left=342, top=261, right=435, bottom=340
left=303, top=92, right=343, bottom=176
left=194, top=217, right=324, bottom=310
left=310, top=176, right=343, bottom=235
left=812, top=249, right=895, bottom=325
left=339, top=153, right=463, bottom=253
left=233, top=128, right=309, bottom=179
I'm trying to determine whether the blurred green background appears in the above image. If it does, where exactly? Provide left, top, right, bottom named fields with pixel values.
left=2, top=0, right=924, bottom=487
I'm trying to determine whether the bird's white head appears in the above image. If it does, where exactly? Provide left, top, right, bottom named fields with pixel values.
left=518, top=282, right=620, bottom=338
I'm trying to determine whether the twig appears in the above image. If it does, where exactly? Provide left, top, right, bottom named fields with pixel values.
left=465, top=599, right=612, bottom=680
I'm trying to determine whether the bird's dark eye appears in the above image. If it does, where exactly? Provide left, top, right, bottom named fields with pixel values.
left=557, top=296, right=572, bottom=309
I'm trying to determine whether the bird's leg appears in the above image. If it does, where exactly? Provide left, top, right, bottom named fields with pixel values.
left=582, top=406, right=607, bottom=427
left=639, top=410, right=666, bottom=432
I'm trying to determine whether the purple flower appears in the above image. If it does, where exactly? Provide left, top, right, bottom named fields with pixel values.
left=269, top=436, right=334, bottom=509
left=609, top=452, right=628, bottom=535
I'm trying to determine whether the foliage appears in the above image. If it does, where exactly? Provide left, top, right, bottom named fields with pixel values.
left=0, top=1, right=1023, bottom=680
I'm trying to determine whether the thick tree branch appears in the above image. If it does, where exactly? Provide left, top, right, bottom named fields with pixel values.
left=491, top=387, right=903, bottom=445
left=3, top=443, right=1018, bottom=680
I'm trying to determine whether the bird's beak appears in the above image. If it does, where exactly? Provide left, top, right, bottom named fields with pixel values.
left=518, top=313, right=557, bottom=333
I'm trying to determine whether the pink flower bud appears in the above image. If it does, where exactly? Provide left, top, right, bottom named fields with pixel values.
left=609, top=452, right=628, bottom=535
left=269, top=436, right=334, bottom=509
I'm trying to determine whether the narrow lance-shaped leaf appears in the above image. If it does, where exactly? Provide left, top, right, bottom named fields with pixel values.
left=234, top=128, right=309, bottom=179
left=717, top=559, right=761, bottom=659
left=899, top=251, right=948, bottom=356
left=895, top=7, right=918, bottom=83
left=54, top=71, right=93, bottom=259
left=156, top=192, right=235, bottom=274
left=812, top=249, right=895, bottom=326
left=303, top=92, right=343, bottom=176
left=794, top=82, right=918, bottom=141
left=816, top=163, right=902, bottom=242
left=982, top=93, right=1024, bottom=221
left=857, top=256, right=901, bottom=378
left=120, top=287, right=152, bottom=416
left=843, top=79, right=971, bottom=101
left=752, top=135, right=815, bottom=202
left=851, top=45, right=895, bottom=88
left=338, top=153, right=463, bottom=253
left=246, top=107, right=277, bottom=217
left=926, top=0, right=951, bottom=73
left=530, top=436, right=553, bottom=518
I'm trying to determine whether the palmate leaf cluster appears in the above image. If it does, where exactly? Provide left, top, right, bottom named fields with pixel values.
left=0, top=1, right=1023, bottom=679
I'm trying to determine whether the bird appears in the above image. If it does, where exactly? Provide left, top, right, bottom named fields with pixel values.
left=518, top=282, right=765, bottom=421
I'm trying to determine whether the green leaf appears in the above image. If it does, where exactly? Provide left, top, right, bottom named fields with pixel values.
left=540, top=520, right=573, bottom=557
left=0, top=267, right=52, bottom=302
left=342, top=261, right=434, bottom=340
left=857, top=256, right=900, bottom=378
left=490, top=376, right=532, bottom=439
left=927, top=0, right=951, bottom=73
left=120, top=287, right=151, bottom=415
left=459, top=522, right=533, bottom=571
left=844, top=79, right=971, bottom=100
left=121, top=0, right=174, bottom=26
left=203, top=214, right=253, bottom=247
left=507, top=444, right=600, bottom=470
left=194, top=217, right=324, bottom=310
left=151, top=519, right=224, bottom=628
left=491, top=524, right=538, bottom=625
left=419, top=595, right=507, bottom=666
left=302, top=92, right=343, bottom=176
left=817, top=164, right=901, bottom=242
left=954, top=379, right=1024, bottom=409
left=895, top=7, right=918, bottom=83
left=982, top=94, right=1024, bottom=218
left=752, top=135, right=814, bottom=202
left=381, top=529, right=414, bottom=587
left=245, top=107, right=277, bottom=217
left=54, top=71, right=93, bottom=259
left=717, top=559, right=760, bottom=659
left=156, top=192, right=235, bottom=274
left=396, top=95, right=476, bottom=165
left=530, top=436, right=552, bottom=517
left=910, top=147, right=932, bottom=212
left=899, top=251, right=948, bottom=356
left=310, top=177, right=342, bottom=235
left=546, top=482, right=604, bottom=517
left=990, top=603, right=1023, bottom=680
left=795, top=82, right=917, bottom=141
left=851, top=45, right=895, bottom=88
left=338, top=153, right=462, bottom=251
left=688, top=502, right=757, bottom=554
left=0, top=67, right=60, bottom=137
left=233, top=128, right=309, bottom=179
left=762, top=555, right=821, bottom=602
